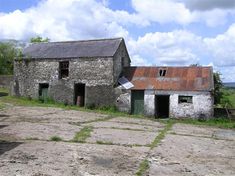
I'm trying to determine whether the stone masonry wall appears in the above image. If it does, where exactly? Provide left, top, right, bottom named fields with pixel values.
left=13, top=57, right=115, bottom=106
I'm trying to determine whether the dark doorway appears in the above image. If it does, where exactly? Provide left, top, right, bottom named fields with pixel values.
left=74, top=83, right=85, bottom=107
left=131, top=90, right=144, bottom=115
left=39, top=83, right=49, bottom=102
left=155, top=95, right=170, bottom=118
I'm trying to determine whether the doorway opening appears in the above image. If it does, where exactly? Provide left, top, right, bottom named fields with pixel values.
left=39, top=83, right=49, bottom=103
left=74, top=83, right=85, bottom=107
left=155, top=95, right=170, bottom=118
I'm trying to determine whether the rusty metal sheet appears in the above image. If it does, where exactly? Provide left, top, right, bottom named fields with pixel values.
left=123, top=66, right=213, bottom=91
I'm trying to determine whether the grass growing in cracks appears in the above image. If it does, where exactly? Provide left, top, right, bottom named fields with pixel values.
left=72, top=126, right=93, bottom=143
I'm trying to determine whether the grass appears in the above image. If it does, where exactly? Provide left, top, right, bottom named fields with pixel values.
left=1, top=87, right=235, bottom=129
left=135, top=159, right=149, bottom=176
left=149, top=121, right=174, bottom=149
left=96, top=140, right=114, bottom=145
left=221, top=88, right=235, bottom=108
left=72, top=126, right=93, bottom=143
left=50, top=136, right=63, bottom=141
left=25, top=137, right=39, bottom=140
left=168, top=118, right=235, bottom=129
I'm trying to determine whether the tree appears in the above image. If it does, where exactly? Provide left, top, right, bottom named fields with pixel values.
left=213, top=71, right=223, bottom=105
left=0, top=42, right=18, bottom=75
left=30, top=36, right=50, bottom=43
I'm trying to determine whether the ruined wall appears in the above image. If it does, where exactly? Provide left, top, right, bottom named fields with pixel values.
left=13, top=57, right=115, bottom=106
left=169, top=92, right=213, bottom=119
left=115, top=86, right=131, bottom=113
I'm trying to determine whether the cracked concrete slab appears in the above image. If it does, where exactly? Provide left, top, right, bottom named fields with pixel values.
left=148, top=133, right=235, bottom=176
left=0, top=141, right=149, bottom=176
left=87, top=128, right=158, bottom=146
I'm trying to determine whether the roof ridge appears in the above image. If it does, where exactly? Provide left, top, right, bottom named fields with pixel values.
left=31, top=37, right=123, bottom=45
left=127, top=66, right=212, bottom=68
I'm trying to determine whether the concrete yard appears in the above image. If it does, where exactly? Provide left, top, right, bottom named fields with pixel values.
left=0, top=105, right=234, bottom=176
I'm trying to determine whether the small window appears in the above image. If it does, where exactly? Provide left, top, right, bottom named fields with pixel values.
left=59, top=61, right=69, bottom=79
left=159, top=69, right=167, bottom=77
left=178, top=96, right=193, bottom=103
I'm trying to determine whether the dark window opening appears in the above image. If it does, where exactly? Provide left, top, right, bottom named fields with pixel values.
left=59, top=61, right=69, bottom=79
left=159, top=69, right=167, bottom=77
left=178, top=96, right=193, bottom=103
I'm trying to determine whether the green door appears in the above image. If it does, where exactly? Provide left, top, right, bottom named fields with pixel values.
left=41, top=88, right=48, bottom=103
left=39, top=83, right=49, bottom=103
left=131, top=90, right=144, bottom=115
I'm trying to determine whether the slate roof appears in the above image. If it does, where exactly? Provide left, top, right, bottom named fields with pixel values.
left=123, top=66, right=214, bottom=91
left=23, top=38, right=123, bottom=59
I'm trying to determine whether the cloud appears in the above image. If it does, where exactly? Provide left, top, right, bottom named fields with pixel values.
left=131, top=0, right=235, bottom=27
left=182, top=0, right=235, bottom=11
left=204, top=24, right=235, bottom=67
left=132, top=0, right=193, bottom=25
left=0, top=0, right=146, bottom=41
left=127, top=30, right=202, bottom=66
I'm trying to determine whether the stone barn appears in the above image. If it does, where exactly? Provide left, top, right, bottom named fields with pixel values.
left=116, top=66, right=214, bottom=119
left=13, top=38, right=130, bottom=107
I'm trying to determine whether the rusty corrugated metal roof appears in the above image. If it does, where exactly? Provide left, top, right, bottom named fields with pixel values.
left=123, top=66, right=214, bottom=91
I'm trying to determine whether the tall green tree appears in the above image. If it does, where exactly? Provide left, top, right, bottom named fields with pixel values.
left=213, top=71, right=223, bottom=105
left=30, top=36, right=50, bottom=43
left=0, top=42, right=18, bottom=75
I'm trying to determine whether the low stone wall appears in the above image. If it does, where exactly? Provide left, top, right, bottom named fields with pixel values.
left=0, top=75, right=13, bottom=88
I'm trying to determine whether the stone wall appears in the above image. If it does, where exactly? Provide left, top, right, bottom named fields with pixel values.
left=0, top=75, right=13, bottom=88
left=13, top=57, right=115, bottom=106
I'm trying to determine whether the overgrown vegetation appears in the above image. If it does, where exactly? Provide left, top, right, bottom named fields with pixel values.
left=0, top=42, right=18, bottom=75
left=30, top=36, right=50, bottom=43
left=72, top=126, right=93, bottom=143
left=50, top=136, right=63, bottom=142
left=213, top=71, right=223, bottom=105
left=135, top=159, right=150, bottom=176
left=219, top=88, right=235, bottom=108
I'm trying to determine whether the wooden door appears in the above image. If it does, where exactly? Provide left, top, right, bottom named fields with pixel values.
left=131, top=90, right=144, bottom=115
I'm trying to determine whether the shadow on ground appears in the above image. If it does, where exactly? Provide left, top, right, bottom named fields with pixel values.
left=0, top=141, right=23, bottom=155
left=0, top=92, right=8, bottom=97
